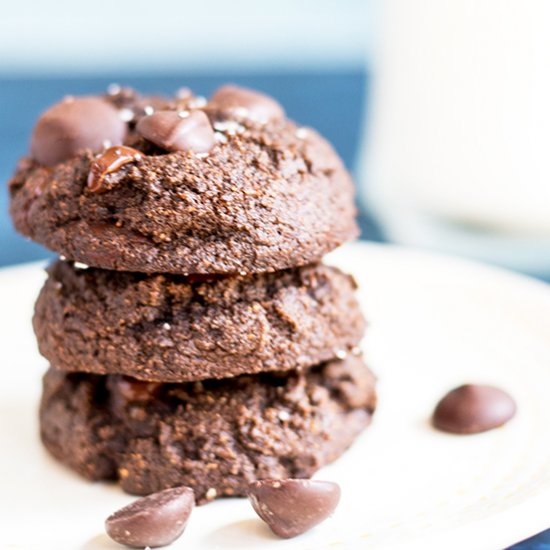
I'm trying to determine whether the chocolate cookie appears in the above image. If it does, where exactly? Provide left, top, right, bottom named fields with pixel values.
left=39, top=355, right=377, bottom=504
left=33, top=260, right=365, bottom=382
left=10, top=85, right=358, bottom=274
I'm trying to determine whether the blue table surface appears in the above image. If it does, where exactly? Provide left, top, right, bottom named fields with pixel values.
left=0, top=70, right=547, bottom=549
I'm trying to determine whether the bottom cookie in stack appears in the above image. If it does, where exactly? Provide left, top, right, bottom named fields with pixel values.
left=40, top=355, right=376, bottom=504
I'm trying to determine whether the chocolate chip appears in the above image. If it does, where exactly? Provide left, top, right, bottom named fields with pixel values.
left=87, top=146, right=142, bottom=192
left=30, top=97, right=127, bottom=167
left=105, top=486, right=194, bottom=548
left=248, top=478, right=340, bottom=538
left=209, top=85, right=285, bottom=123
left=433, top=384, right=517, bottom=434
left=132, top=97, right=174, bottom=120
left=136, top=110, right=215, bottom=154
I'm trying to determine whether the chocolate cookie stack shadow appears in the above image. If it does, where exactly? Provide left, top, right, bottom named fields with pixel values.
left=9, top=84, right=377, bottom=504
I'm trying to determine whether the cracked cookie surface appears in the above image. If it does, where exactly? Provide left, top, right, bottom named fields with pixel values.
left=10, top=87, right=358, bottom=274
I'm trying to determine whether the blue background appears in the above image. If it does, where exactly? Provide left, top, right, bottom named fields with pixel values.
left=0, top=70, right=545, bottom=549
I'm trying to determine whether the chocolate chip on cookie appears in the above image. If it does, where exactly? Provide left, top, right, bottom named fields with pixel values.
left=30, top=96, right=127, bottom=167
left=136, top=110, right=215, bottom=154
left=87, top=146, right=142, bottom=192
left=208, top=84, right=285, bottom=123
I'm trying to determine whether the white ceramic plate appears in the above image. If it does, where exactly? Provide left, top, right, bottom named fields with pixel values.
left=2, top=242, right=550, bottom=550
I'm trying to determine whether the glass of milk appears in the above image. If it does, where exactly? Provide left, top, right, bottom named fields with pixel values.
left=360, top=0, right=550, bottom=274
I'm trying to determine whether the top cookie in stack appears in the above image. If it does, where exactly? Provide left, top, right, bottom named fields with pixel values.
left=10, top=85, right=358, bottom=274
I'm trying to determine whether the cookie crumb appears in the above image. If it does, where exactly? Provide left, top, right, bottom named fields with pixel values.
left=335, top=349, right=347, bottom=360
left=278, top=410, right=290, bottom=421
left=213, top=120, right=245, bottom=135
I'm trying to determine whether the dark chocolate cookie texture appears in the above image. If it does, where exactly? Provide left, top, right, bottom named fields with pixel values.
left=34, top=260, right=366, bottom=381
left=10, top=85, right=358, bottom=274
left=39, top=355, right=377, bottom=504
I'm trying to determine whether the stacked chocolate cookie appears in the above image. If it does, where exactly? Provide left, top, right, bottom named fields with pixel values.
left=9, top=85, right=377, bottom=503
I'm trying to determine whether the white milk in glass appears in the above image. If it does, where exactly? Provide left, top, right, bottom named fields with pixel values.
left=361, top=0, right=550, bottom=271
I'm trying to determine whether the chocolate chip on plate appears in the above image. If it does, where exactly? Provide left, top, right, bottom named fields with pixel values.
left=87, top=146, right=142, bottom=192
left=136, top=110, right=215, bottom=154
left=105, top=485, right=194, bottom=548
left=30, top=96, right=127, bottom=167
left=432, top=384, right=517, bottom=434
left=248, top=478, right=340, bottom=539
left=209, top=85, right=285, bottom=123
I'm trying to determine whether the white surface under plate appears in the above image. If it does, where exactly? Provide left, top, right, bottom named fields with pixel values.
left=2, top=242, right=550, bottom=550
